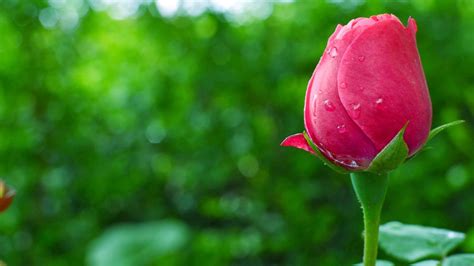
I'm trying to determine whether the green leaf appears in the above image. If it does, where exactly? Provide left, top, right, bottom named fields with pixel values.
left=354, top=260, right=394, bottom=266
left=443, top=254, right=474, bottom=266
left=87, top=220, right=189, bottom=266
left=427, top=120, right=465, bottom=143
left=379, top=222, right=465, bottom=262
left=303, top=131, right=348, bottom=174
left=367, top=124, right=409, bottom=173
left=411, top=260, right=440, bottom=266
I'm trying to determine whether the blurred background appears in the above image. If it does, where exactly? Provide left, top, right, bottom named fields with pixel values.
left=0, top=0, right=473, bottom=265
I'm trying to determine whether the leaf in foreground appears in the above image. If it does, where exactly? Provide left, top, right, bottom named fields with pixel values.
left=87, top=220, right=189, bottom=266
left=411, top=260, right=439, bottom=266
left=443, top=254, right=474, bottom=266
left=379, top=221, right=465, bottom=262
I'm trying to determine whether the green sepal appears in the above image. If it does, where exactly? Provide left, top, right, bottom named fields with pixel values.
left=408, top=120, right=464, bottom=161
left=302, top=131, right=349, bottom=174
left=427, top=120, right=464, bottom=143
left=367, top=124, right=409, bottom=174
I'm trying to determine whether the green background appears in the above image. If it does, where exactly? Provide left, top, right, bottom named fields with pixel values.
left=0, top=0, right=472, bottom=265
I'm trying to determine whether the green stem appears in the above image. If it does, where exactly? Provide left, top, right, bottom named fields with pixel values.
left=351, top=172, right=389, bottom=266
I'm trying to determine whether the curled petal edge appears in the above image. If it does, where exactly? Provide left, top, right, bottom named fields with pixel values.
left=280, top=133, right=314, bottom=154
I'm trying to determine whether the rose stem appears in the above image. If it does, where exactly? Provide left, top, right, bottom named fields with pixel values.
left=350, top=172, right=389, bottom=266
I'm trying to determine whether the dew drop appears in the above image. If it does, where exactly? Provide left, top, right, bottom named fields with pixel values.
left=329, top=47, right=338, bottom=58
left=337, top=124, right=346, bottom=133
left=351, top=103, right=361, bottom=119
left=447, top=232, right=458, bottom=239
left=375, top=98, right=384, bottom=109
left=323, top=99, right=336, bottom=112
left=358, top=56, right=365, bottom=62
left=348, top=160, right=359, bottom=168
left=325, top=150, right=334, bottom=158
left=359, top=86, right=365, bottom=92
left=340, top=82, right=347, bottom=89
left=334, top=157, right=360, bottom=169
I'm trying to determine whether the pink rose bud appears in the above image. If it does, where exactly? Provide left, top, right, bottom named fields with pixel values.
left=0, top=181, right=15, bottom=212
left=282, top=14, right=432, bottom=170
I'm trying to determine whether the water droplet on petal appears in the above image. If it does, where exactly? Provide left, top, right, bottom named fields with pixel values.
left=325, top=150, right=333, bottom=158
left=340, top=82, right=347, bottom=89
left=359, top=86, right=365, bottom=92
left=334, top=156, right=360, bottom=169
left=323, top=99, right=335, bottom=112
left=329, top=47, right=338, bottom=58
left=337, top=124, right=346, bottom=133
left=358, top=56, right=365, bottom=62
left=375, top=98, right=384, bottom=109
left=351, top=103, right=361, bottom=119
left=348, top=160, right=359, bottom=168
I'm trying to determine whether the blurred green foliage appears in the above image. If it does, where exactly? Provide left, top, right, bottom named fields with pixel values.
left=0, top=0, right=473, bottom=265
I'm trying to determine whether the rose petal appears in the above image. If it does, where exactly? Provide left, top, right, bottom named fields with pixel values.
left=280, top=133, right=314, bottom=154
left=304, top=21, right=377, bottom=169
left=338, top=18, right=432, bottom=155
